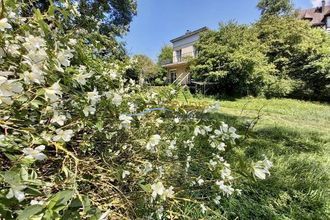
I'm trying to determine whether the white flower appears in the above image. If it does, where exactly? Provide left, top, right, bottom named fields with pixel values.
left=128, top=102, right=137, bottom=113
left=155, top=118, right=164, bottom=127
left=151, top=182, right=165, bottom=199
left=74, top=66, right=93, bottom=85
left=209, top=159, right=217, bottom=168
left=30, top=200, right=44, bottom=205
left=221, top=167, right=233, bottom=181
left=145, top=134, right=161, bottom=151
left=109, top=70, right=117, bottom=79
left=194, top=126, right=205, bottom=136
left=142, top=162, right=153, bottom=174
left=0, top=76, right=23, bottom=105
left=174, top=118, right=180, bottom=123
left=23, top=65, right=45, bottom=84
left=200, top=204, right=207, bottom=214
left=50, top=111, right=66, bottom=126
left=0, top=70, right=14, bottom=76
left=52, top=129, right=74, bottom=142
left=163, top=186, right=175, bottom=199
left=83, top=105, right=96, bottom=116
left=119, top=114, right=133, bottom=129
left=0, top=134, right=5, bottom=141
left=6, top=185, right=26, bottom=202
left=112, top=93, right=122, bottom=107
left=24, top=48, right=48, bottom=64
left=6, top=43, right=20, bottom=56
left=87, top=89, right=101, bottom=106
left=122, top=170, right=130, bottom=179
left=216, top=180, right=235, bottom=196
left=23, top=35, right=46, bottom=51
left=213, top=195, right=221, bottom=205
left=204, top=102, right=220, bottom=113
left=210, top=141, right=226, bottom=151
left=156, top=206, right=164, bottom=219
left=57, top=49, right=74, bottom=67
left=197, top=177, right=205, bottom=186
left=253, top=156, right=273, bottom=180
left=68, top=39, right=77, bottom=46
left=44, top=81, right=62, bottom=102
left=22, top=145, right=47, bottom=161
left=0, top=18, right=12, bottom=31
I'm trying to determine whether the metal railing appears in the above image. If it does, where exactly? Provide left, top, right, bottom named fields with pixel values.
left=174, top=51, right=195, bottom=63
left=161, top=51, right=196, bottom=65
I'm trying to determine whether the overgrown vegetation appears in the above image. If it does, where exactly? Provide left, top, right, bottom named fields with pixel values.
left=0, top=1, right=273, bottom=219
left=191, top=0, right=330, bottom=101
left=175, top=92, right=330, bottom=219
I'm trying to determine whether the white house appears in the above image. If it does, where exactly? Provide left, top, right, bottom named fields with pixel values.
left=162, top=27, right=208, bottom=85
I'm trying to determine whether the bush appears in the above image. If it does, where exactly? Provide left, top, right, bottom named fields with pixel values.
left=0, top=1, right=271, bottom=219
left=191, top=17, right=330, bottom=101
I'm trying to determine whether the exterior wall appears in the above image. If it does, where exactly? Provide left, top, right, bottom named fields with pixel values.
left=166, top=65, right=190, bottom=85
left=172, top=34, right=199, bottom=63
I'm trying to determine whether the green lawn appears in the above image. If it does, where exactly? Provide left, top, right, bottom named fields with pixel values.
left=175, top=93, right=330, bottom=219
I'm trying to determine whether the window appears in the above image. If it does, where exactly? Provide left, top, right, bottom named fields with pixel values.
left=176, top=50, right=182, bottom=62
left=193, top=46, right=198, bottom=58
left=170, top=70, right=176, bottom=83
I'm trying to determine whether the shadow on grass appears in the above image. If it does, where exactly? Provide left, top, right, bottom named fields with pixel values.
left=205, top=111, right=330, bottom=220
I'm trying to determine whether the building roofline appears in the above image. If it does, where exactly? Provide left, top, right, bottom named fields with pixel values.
left=170, top=27, right=208, bottom=43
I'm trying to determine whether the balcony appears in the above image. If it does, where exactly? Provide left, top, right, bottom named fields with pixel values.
left=173, top=51, right=195, bottom=63
left=161, top=52, right=196, bottom=66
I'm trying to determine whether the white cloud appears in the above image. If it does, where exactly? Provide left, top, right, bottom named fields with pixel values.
left=311, top=0, right=330, bottom=7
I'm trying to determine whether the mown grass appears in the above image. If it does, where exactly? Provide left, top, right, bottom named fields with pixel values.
left=174, top=92, right=330, bottom=219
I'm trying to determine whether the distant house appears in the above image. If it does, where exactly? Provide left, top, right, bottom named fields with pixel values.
left=162, top=27, right=208, bottom=85
left=298, top=0, right=330, bottom=31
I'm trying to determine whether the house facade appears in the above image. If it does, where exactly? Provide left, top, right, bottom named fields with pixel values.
left=162, top=27, right=208, bottom=85
left=298, top=0, right=330, bottom=31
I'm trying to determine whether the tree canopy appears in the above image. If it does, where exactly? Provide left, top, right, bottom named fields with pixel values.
left=257, top=0, right=293, bottom=16
left=157, top=45, right=173, bottom=65
left=18, top=0, right=137, bottom=36
left=191, top=17, right=330, bottom=100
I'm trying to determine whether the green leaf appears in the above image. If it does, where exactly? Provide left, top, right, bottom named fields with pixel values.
left=139, top=184, right=151, bottom=193
left=20, top=167, right=29, bottom=181
left=17, top=205, right=43, bottom=220
left=47, top=190, right=74, bottom=210
left=30, top=100, right=43, bottom=108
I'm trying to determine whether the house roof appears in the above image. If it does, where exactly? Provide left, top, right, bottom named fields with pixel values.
left=298, top=6, right=330, bottom=26
left=170, top=27, right=208, bottom=43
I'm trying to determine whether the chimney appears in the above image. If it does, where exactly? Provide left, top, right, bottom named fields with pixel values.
left=322, top=0, right=326, bottom=11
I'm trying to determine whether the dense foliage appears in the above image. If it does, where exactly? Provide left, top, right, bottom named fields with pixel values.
left=157, top=45, right=173, bottom=66
left=0, top=1, right=272, bottom=219
left=19, top=0, right=137, bottom=36
left=257, top=0, right=293, bottom=16
left=191, top=16, right=330, bottom=100
left=191, top=23, right=279, bottom=97
left=125, top=54, right=159, bottom=85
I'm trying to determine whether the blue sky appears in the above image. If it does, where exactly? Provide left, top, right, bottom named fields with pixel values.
left=123, top=0, right=319, bottom=61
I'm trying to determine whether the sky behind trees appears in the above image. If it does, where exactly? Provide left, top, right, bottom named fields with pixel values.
left=124, top=0, right=324, bottom=60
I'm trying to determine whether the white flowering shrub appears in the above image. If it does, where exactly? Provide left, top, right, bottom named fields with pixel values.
left=0, top=1, right=272, bottom=219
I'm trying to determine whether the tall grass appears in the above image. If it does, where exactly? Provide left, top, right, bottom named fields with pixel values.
left=174, top=93, right=330, bottom=219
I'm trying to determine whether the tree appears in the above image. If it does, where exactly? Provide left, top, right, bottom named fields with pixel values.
left=157, top=45, right=173, bottom=65
left=127, top=55, right=158, bottom=84
left=256, top=16, right=330, bottom=100
left=191, top=22, right=278, bottom=97
left=257, top=0, right=293, bottom=16
left=17, top=0, right=137, bottom=36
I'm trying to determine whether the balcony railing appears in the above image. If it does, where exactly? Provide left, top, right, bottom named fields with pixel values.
left=161, top=51, right=198, bottom=66
left=174, top=51, right=195, bottom=63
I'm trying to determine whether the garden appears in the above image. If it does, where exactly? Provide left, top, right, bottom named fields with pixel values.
left=0, top=0, right=329, bottom=219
